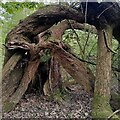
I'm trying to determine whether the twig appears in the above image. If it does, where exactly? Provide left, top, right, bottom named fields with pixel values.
left=85, top=0, right=88, bottom=23
left=103, top=30, right=117, bottom=54
left=113, top=71, right=120, bottom=83
left=69, top=51, right=96, bottom=66
left=107, top=109, right=120, bottom=119
left=87, top=42, right=97, bottom=60
left=2, top=44, right=8, bottom=49
left=67, top=20, right=84, bottom=58
left=83, top=30, right=90, bottom=54
left=97, top=3, right=115, bottom=19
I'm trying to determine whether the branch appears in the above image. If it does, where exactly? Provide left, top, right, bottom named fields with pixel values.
left=83, top=30, right=90, bottom=55
left=107, top=109, right=120, bottom=120
left=67, top=20, right=84, bottom=58
left=6, top=5, right=84, bottom=45
left=103, top=30, right=117, bottom=54
left=97, top=3, right=115, bottom=19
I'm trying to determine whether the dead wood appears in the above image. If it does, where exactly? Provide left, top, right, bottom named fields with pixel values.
left=3, top=58, right=40, bottom=113
left=34, top=41, right=94, bottom=93
left=5, top=5, right=84, bottom=47
left=2, top=54, right=24, bottom=104
left=2, top=18, right=96, bottom=113
left=2, top=53, right=22, bottom=79
left=3, top=5, right=84, bottom=66
left=48, top=55, right=62, bottom=93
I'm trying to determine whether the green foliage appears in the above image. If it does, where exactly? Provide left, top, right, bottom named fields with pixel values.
left=63, top=29, right=97, bottom=73
left=1, top=2, right=44, bottom=14
left=1, top=2, right=44, bottom=42
left=92, top=93, right=120, bottom=119
left=63, top=28, right=119, bottom=77
left=40, top=50, right=51, bottom=63
left=112, top=40, right=119, bottom=67
left=63, top=29, right=97, bottom=59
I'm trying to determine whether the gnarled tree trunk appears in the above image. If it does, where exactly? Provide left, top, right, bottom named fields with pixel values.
left=2, top=17, right=95, bottom=113
left=2, top=5, right=85, bottom=113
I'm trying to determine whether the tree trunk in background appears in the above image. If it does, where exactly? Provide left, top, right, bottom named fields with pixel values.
left=92, top=26, right=119, bottom=119
left=118, top=42, right=120, bottom=98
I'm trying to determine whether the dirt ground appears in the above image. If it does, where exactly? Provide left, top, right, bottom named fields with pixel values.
left=2, top=84, right=93, bottom=119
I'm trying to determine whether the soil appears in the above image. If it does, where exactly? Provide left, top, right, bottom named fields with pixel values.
left=2, top=84, right=93, bottom=119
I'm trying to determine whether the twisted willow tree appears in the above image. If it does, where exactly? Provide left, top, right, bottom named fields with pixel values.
left=2, top=2, right=120, bottom=119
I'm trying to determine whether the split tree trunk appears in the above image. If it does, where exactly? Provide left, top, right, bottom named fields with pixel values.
left=3, top=58, right=40, bottom=113
left=3, top=5, right=84, bottom=72
left=48, top=55, right=62, bottom=94
left=2, top=5, right=84, bottom=113
left=92, top=26, right=119, bottom=119
left=2, top=19, right=95, bottom=113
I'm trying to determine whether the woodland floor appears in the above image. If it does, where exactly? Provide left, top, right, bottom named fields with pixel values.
left=2, top=84, right=93, bottom=119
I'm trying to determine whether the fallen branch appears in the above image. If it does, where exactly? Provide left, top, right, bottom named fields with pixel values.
left=3, top=58, right=40, bottom=113
left=2, top=53, right=22, bottom=79
left=107, top=109, right=120, bottom=120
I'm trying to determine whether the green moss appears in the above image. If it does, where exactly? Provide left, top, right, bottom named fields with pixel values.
left=3, top=101, right=16, bottom=113
left=50, top=89, right=63, bottom=103
left=50, top=87, right=70, bottom=103
left=111, top=93, right=120, bottom=102
left=111, top=93, right=120, bottom=110
left=92, top=93, right=120, bottom=119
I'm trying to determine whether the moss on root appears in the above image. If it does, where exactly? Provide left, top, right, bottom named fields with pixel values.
left=3, top=101, right=16, bottom=113
left=92, top=94, right=120, bottom=119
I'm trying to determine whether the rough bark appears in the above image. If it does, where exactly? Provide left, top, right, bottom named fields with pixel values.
left=6, top=5, right=84, bottom=43
left=2, top=54, right=23, bottom=104
left=3, top=5, right=85, bottom=77
left=2, top=18, right=95, bottom=113
left=54, top=47, right=94, bottom=93
left=38, top=42, right=94, bottom=93
left=118, top=42, right=120, bottom=111
left=39, top=20, right=95, bottom=93
left=49, top=56, right=62, bottom=94
left=3, top=58, right=40, bottom=113
left=118, top=42, right=120, bottom=93
left=4, top=5, right=84, bottom=61
left=92, top=26, right=119, bottom=119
